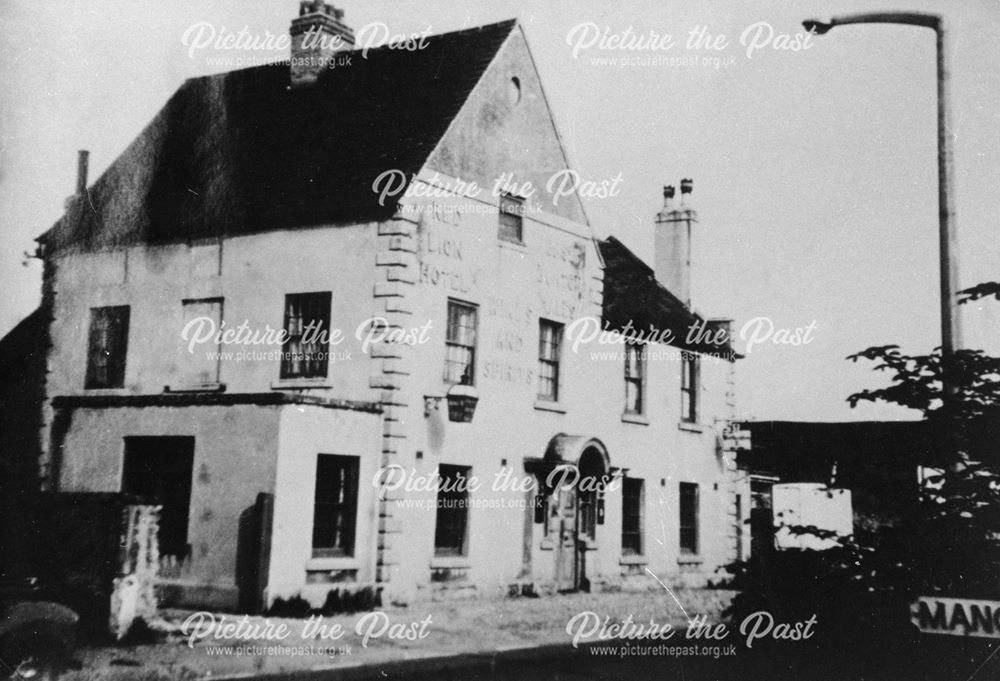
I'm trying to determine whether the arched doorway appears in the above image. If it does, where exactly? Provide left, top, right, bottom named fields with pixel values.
left=527, top=435, right=610, bottom=592
left=575, top=444, right=609, bottom=592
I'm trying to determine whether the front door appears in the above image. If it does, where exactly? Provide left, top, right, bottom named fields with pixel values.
left=552, top=487, right=578, bottom=591
left=576, top=487, right=597, bottom=592
left=121, top=436, right=195, bottom=570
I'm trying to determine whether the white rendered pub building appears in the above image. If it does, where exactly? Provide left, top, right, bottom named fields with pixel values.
left=29, top=2, right=749, bottom=610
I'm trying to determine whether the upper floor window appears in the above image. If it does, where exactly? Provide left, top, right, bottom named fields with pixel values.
left=444, top=299, right=477, bottom=385
left=180, top=298, right=223, bottom=385
left=498, top=194, right=524, bottom=243
left=679, top=482, right=700, bottom=555
left=281, top=292, right=331, bottom=379
left=624, top=343, right=645, bottom=414
left=85, top=305, right=130, bottom=389
left=312, top=454, right=359, bottom=557
left=681, top=353, right=700, bottom=423
left=537, top=319, right=563, bottom=401
left=621, top=477, right=644, bottom=556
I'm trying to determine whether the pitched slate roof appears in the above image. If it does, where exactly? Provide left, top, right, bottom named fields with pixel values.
left=41, top=20, right=518, bottom=251
left=0, top=308, right=45, bottom=382
left=598, top=236, right=733, bottom=356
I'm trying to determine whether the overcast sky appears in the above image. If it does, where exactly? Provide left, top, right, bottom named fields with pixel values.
left=1, top=0, right=997, bottom=422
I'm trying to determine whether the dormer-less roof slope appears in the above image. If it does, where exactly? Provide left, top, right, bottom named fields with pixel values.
left=41, top=20, right=518, bottom=252
left=598, top=236, right=733, bottom=356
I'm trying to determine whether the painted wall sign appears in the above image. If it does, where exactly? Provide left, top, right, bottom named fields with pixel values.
left=911, top=597, right=1000, bottom=639
left=419, top=225, right=592, bottom=385
left=420, top=202, right=463, bottom=227
left=482, top=360, right=534, bottom=386
left=537, top=291, right=582, bottom=321
left=418, top=227, right=480, bottom=292
left=534, top=238, right=588, bottom=321
left=485, top=296, right=535, bottom=326
left=419, top=262, right=477, bottom=292
left=424, top=231, right=464, bottom=260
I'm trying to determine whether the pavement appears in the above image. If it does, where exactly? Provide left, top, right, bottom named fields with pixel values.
left=59, top=586, right=1000, bottom=681
left=60, top=587, right=736, bottom=681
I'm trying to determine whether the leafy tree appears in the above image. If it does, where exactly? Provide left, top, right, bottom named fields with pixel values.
left=845, top=283, right=1000, bottom=597
left=726, top=282, right=1000, bottom=642
left=957, top=282, right=1000, bottom=304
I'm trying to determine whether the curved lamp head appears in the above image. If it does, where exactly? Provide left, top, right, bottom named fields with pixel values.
left=802, top=18, right=834, bottom=35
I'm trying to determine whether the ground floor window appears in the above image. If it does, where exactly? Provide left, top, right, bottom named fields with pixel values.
left=679, top=482, right=700, bottom=554
left=435, top=464, right=471, bottom=556
left=621, top=477, right=644, bottom=555
left=312, top=454, right=359, bottom=557
left=121, top=436, right=194, bottom=560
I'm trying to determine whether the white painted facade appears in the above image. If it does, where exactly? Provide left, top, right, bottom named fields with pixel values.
left=39, top=19, right=750, bottom=611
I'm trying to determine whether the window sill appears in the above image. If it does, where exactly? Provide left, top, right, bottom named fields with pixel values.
left=271, top=378, right=331, bottom=390
left=619, top=554, right=648, bottom=566
left=82, top=387, right=128, bottom=394
left=164, top=382, right=226, bottom=393
left=306, top=556, right=358, bottom=571
left=539, top=537, right=555, bottom=551
left=677, top=554, right=703, bottom=565
left=498, top=237, right=527, bottom=251
left=430, top=555, right=471, bottom=569
left=621, top=413, right=650, bottom=426
left=534, top=399, right=566, bottom=414
left=678, top=421, right=704, bottom=433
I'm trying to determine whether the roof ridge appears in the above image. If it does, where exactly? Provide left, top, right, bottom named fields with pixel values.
left=182, top=18, right=520, bottom=84
left=41, top=17, right=523, bottom=250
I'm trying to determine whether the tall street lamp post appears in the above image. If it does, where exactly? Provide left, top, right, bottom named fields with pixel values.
left=802, top=12, right=961, bottom=361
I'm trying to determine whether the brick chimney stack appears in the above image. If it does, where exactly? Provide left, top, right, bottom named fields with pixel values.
left=64, top=150, right=90, bottom=209
left=289, top=1, right=355, bottom=87
left=76, top=150, right=89, bottom=195
left=654, top=179, right=698, bottom=306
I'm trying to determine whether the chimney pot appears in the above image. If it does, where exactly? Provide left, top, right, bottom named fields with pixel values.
left=662, top=185, right=675, bottom=210
left=680, top=178, right=693, bottom=195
